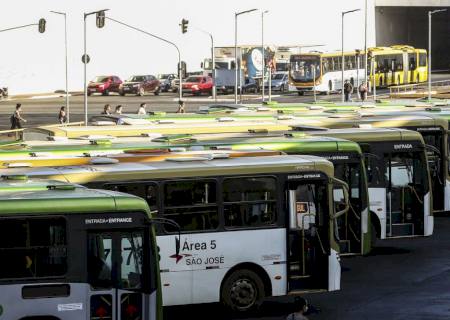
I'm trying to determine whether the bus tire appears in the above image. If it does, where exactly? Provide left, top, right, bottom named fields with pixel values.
left=221, top=269, right=266, bottom=313
left=298, top=91, right=304, bottom=96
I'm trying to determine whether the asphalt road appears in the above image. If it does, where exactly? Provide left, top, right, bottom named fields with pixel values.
left=1, top=71, right=450, bottom=130
left=165, top=216, right=450, bottom=320
left=0, top=89, right=387, bottom=129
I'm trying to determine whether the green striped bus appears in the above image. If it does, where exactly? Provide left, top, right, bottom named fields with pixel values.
left=0, top=178, right=162, bottom=320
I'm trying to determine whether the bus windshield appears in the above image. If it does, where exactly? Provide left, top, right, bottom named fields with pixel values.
left=290, top=55, right=321, bottom=82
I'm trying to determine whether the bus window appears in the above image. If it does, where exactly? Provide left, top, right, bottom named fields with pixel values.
left=88, top=234, right=113, bottom=289
left=419, top=53, right=427, bottom=67
left=322, top=57, right=331, bottom=73
left=409, top=54, right=417, bottom=70
left=120, top=233, right=143, bottom=290
left=223, top=176, right=277, bottom=228
left=163, top=180, right=218, bottom=232
left=0, top=218, right=67, bottom=279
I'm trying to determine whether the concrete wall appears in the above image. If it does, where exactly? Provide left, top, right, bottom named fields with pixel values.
left=375, top=6, right=450, bottom=70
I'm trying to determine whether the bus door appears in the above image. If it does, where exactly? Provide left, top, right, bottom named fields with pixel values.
left=417, top=128, right=446, bottom=212
left=87, top=229, right=152, bottom=320
left=286, top=174, right=339, bottom=293
left=385, top=151, right=426, bottom=238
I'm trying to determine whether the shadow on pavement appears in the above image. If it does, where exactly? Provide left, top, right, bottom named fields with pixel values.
left=164, top=299, right=303, bottom=320
left=367, top=246, right=411, bottom=256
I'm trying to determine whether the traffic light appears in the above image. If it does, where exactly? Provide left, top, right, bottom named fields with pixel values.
left=38, top=18, right=46, bottom=33
left=96, top=10, right=106, bottom=28
left=180, top=19, right=189, bottom=34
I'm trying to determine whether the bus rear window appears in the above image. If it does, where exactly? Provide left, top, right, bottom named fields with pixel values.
left=0, top=218, right=67, bottom=279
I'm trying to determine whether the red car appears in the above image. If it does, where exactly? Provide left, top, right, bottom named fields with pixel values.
left=88, top=75, right=122, bottom=96
left=120, top=75, right=160, bottom=96
left=182, top=76, right=213, bottom=96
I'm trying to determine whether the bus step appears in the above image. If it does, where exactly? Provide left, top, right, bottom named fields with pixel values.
left=288, top=276, right=314, bottom=291
left=339, top=240, right=351, bottom=253
left=391, top=223, right=414, bottom=237
left=288, top=289, right=327, bottom=295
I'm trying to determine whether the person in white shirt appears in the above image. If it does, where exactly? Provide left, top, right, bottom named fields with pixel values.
left=137, top=102, right=147, bottom=115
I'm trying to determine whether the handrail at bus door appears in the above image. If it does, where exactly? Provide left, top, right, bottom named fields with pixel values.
left=330, top=177, right=350, bottom=220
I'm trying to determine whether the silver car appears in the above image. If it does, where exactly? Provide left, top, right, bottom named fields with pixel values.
left=264, top=72, right=289, bottom=92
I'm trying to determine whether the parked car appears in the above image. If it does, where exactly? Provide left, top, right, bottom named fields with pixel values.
left=88, top=75, right=122, bottom=96
left=241, top=77, right=260, bottom=93
left=157, top=74, right=176, bottom=92
left=171, top=78, right=180, bottom=92
left=182, top=76, right=213, bottom=96
left=120, top=75, right=160, bottom=96
left=264, top=72, right=289, bottom=92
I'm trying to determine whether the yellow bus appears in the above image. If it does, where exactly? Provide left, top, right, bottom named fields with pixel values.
left=289, top=45, right=427, bottom=95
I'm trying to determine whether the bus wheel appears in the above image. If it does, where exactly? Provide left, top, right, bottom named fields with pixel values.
left=298, top=91, right=304, bottom=96
left=221, top=269, right=265, bottom=313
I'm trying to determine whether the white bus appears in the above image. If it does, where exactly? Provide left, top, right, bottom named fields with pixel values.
left=5, top=154, right=349, bottom=312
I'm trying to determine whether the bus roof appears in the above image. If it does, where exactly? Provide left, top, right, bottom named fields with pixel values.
left=300, top=127, right=425, bottom=143
left=189, top=133, right=363, bottom=154
left=30, top=121, right=299, bottom=138
left=0, top=155, right=335, bottom=185
left=321, top=114, right=449, bottom=130
left=0, top=178, right=149, bottom=216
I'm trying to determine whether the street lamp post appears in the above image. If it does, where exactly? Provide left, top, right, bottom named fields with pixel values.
left=234, top=9, right=257, bottom=104
left=83, top=9, right=109, bottom=126
left=192, top=26, right=216, bottom=101
left=341, top=8, right=360, bottom=103
left=50, top=11, right=70, bottom=123
left=261, top=10, right=268, bottom=103
left=364, top=0, right=368, bottom=88
left=428, top=9, right=447, bottom=101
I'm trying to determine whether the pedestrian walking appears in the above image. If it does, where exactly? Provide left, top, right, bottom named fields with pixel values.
left=176, top=100, right=186, bottom=113
left=58, top=106, right=68, bottom=124
left=101, top=104, right=111, bottom=115
left=358, top=82, right=368, bottom=102
left=137, top=103, right=147, bottom=115
left=10, top=103, right=27, bottom=130
left=343, top=80, right=353, bottom=102
left=115, top=105, right=123, bottom=114
left=286, top=297, right=309, bottom=320
left=10, top=103, right=26, bottom=139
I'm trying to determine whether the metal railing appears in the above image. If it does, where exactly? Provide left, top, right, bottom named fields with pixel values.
left=389, top=79, right=450, bottom=96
